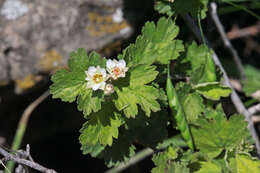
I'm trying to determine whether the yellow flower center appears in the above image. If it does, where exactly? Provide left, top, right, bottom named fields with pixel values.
left=93, top=73, right=103, bottom=83
left=112, top=67, right=121, bottom=76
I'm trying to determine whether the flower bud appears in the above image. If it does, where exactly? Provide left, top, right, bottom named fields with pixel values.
left=104, top=83, right=114, bottom=95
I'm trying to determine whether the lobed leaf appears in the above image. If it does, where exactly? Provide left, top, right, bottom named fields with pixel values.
left=77, top=90, right=103, bottom=117
left=119, top=17, right=183, bottom=67
left=230, top=154, right=260, bottom=173
left=176, top=82, right=205, bottom=123
left=242, top=65, right=260, bottom=98
left=50, top=49, right=106, bottom=115
left=155, top=0, right=209, bottom=19
left=114, top=86, right=161, bottom=118
left=79, top=103, right=123, bottom=146
left=50, top=69, right=85, bottom=102
left=186, top=42, right=217, bottom=84
left=194, top=161, right=222, bottom=173
left=193, top=82, right=232, bottom=100
left=191, top=113, right=248, bottom=158
left=152, top=147, right=189, bottom=173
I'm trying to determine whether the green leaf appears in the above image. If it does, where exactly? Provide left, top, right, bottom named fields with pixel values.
left=183, top=92, right=205, bottom=123
left=129, top=65, right=159, bottom=87
left=194, top=161, right=222, bottom=173
left=156, top=135, right=187, bottom=150
left=152, top=147, right=189, bottom=173
left=100, top=109, right=168, bottom=167
left=193, top=82, right=232, bottom=100
left=242, top=65, right=260, bottom=98
left=50, top=69, right=85, bottom=102
left=80, top=143, right=105, bottom=157
left=101, top=131, right=136, bottom=168
left=191, top=113, right=248, bottom=158
left=69, top=50, right=106, bottom=71
left=79, top=103, right=123, bottom=146
left=50, top=49, right=106, bottom=115
left=114, top=86, right=160, bottom=118
left=186, top=42, right=217, bottom=84
left=176, top=82, right=205, bottom=123
left=230, top=154, right=260, bottom=173
left=154, top=1, right=175, bottom=17
left=155, top=0, right=209, bottom=19
left=120, top=17, right=184, bottom=66
left=125, top=110, right=168, bottom=148
left=77, top=89, right=103, bottom=117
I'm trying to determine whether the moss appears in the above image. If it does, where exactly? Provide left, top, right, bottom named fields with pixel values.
left=86, top=12, right=130, bottom=37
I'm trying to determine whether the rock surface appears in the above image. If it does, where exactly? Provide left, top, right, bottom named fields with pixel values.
left=0, top=0, right=132, bottom=91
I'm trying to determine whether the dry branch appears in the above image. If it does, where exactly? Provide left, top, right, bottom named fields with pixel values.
left=210, top=3, right=246, bottom=80
left=249, top=103, right=260, bottom=115
left=227, top=22, right=260, bottom=40
left=0, top=146, right=57, bottom=173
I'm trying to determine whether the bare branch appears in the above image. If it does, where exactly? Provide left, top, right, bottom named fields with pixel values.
left=0, top=146, right=57, bottom=173
left=210, top=2, right=246, bottom=80
left=249, top=103, right=260, bottom=115
left=181, top=14, right=260, bottom=155
left=253, top=115, right=260, bottom=123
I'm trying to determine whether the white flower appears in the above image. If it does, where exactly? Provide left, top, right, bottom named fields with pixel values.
left=106, top=59, right=128, bottom=80
left=104, top=83, right=114, bottom=95
left=85, top=66, right=108, bottom=91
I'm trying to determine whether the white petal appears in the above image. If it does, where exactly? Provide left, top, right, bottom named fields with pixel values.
left=85, top=76, right=92, bottom=81
left=118, top=59, right=126, bottom=68
left=100, top=82, right=106, bottom=90
left=106, top=59, right=115, bottom=69
left=86, top=81, right=95, bottom=88
left=92, top=83, right=101, bottom=91
left=100, top=68, right=107, bottom=76
left=87, top=66, right=97, bottom=76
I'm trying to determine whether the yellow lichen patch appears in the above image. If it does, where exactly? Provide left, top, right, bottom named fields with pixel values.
left=15, top=74, right=42, bottom=91
left=86, top=12, right=130, bottom=37
left=0, top=81, right=9, bottom=86
left=39, top=50, right=63, bottom=73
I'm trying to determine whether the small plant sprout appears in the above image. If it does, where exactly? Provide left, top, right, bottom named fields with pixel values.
left=104, top=83, right=114, bottom=95
left=85, top=66, right=108, bottom=91
left=106, top=59, right=128, bottom=80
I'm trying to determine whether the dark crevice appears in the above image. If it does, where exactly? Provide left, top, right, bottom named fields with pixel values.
left=3, top=47, right=13, bottom=81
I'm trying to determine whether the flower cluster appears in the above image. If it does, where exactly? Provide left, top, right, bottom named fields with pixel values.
left=85, top=59, right=128, bottom=95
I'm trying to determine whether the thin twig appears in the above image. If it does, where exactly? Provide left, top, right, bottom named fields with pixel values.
left=5, top=90, right=50, bottom=173
left=105, top=148, right=154, bottom=173
left=227, top=22, right=260, bottom=40
left=249, top=103, right=260, bottom=115
left=253, top=115, right=260, bottom=123
left=181, top=14, right=260, bottom=155
left=0, top=160, right=10, bottom=173
left=210, top=2, right=246, bottom=80
left=0, top=147, right=57, bottom=173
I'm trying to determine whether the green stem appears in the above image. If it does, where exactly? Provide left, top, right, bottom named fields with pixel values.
left=105, top=148, right=154, bottom=173
left=4, top=90, right=50, bottom=173
left=224, top=1, right=260, bottom=20
left=4, top=123, right=26, bottom=173
left=197, top=10, right=206, bottom=45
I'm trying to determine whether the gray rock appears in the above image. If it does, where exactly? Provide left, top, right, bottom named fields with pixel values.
left=0, top=0, right=132, bottom=89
